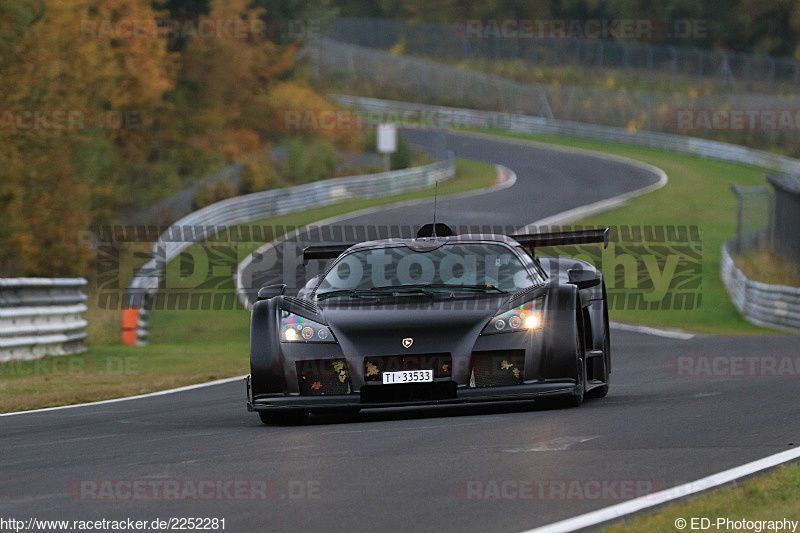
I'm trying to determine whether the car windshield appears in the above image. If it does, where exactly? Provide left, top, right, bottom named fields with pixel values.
left=315, top=243, right=538, bottom=298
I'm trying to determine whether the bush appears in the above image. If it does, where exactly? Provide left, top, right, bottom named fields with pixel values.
left=390, top=132, right=412, bottom=170
left=284, top=137, right=337, bottom=184
left=239, top=153, right=281, bottom=195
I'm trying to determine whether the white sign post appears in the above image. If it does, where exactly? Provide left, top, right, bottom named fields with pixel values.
left=377, top=123, right=397, bottom=171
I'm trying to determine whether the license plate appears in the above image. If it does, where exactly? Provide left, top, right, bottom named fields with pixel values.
left=382, top=370, right=433, bottom=384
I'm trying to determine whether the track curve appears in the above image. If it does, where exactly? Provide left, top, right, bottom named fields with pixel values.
left=2, top=131, right=798, bottom=533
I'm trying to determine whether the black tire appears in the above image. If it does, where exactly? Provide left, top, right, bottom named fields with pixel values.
left=258, top=409, right=309, bottom=426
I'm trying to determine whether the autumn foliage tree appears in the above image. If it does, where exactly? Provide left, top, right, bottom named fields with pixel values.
left=0, top=0, right=175, bottom=275
left=0, top=0, right=355, bottom=277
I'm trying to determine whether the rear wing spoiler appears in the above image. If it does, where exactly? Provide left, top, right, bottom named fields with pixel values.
left=514, top=228, right=609, bottom=251
left=302, top=228, right=609, bottom=261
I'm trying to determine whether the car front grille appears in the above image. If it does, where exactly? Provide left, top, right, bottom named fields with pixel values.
left=296, top=359, right=351, bottom=396
left=470, top=350, right=525, bottom=387
left=363, top=353, right=452, bottom=382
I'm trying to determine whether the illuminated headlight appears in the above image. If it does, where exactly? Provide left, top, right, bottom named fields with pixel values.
left=280, top=311, right=336, bottom=343
left=482, top=299, right=543, bottom=335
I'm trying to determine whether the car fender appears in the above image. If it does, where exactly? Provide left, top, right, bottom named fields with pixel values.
left=250, top=296, right=284, bottom=395
left=541, top=281, right=581, bottom=381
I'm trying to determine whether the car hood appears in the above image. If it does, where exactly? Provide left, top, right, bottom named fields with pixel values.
left=318, top=296, right=506, bottom=355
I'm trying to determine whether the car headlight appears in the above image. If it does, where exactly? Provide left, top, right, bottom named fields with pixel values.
left=280, top=311, right=337, bottom=343
left=481, top=298, right=543, bottom=335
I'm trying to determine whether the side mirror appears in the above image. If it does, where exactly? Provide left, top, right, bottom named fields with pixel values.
left=257, top=284, right=286, bottom=301
left=567, top=268, right=601, bottom=289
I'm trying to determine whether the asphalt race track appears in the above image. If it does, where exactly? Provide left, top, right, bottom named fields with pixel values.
left=2, top=132, right=799, bottom=532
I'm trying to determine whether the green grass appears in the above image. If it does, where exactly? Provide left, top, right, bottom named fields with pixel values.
left=603, top=462, right=800, bottom=532
left=0, top=158, right=498, bottom=413
left=474, top=129, right=777, bottom=335
left=470, top=132, right=795, bottom=530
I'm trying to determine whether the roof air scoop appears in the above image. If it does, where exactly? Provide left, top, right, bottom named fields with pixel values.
left=416, top=223, right=454, bottom=238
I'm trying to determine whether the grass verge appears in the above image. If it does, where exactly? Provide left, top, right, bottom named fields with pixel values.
left=475, top=129, right=778, bottom=335
left=603, top=462, right=800, bottom=532
left=0, top=158, right=498, bottom=413
left=469, top=132, right=797, bottom=533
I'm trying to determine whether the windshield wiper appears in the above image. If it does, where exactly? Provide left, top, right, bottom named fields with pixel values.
left=319, top=286, right=437, bottom=299
left=455, top=284, right=507, bottom=293
left=374, top=283, right=508, bottom=294
left=318, top=284, right=509, bottom=300
left=316, top=288, right=393, bottom=300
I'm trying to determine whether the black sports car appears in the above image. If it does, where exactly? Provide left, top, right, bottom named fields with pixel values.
left=246, top=224, right=611, bottom=424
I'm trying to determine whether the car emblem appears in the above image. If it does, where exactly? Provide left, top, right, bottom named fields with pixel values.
left=402, top=338, right=413, bottom=349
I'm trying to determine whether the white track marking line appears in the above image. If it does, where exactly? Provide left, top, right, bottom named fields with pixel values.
left=455, top=130, right=669, bottom=230
left=519, top=445, right=800, bottom=533
left=610, top=321, right=695, bottom=340
left=0, top=375, right=246, bottom=417
left=463, top=133, right=799, bottom=533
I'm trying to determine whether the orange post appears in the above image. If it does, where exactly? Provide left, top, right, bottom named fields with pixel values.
left=121, top=308, right=139, bottom=346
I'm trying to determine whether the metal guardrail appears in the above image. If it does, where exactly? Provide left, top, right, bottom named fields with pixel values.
left=326, top=17, right=800, bottom=91
left=721, top=242, right=800, bottom=332
left=310, top=38, right=554, bottom=118
left=0, top=278, right=88, bottom=361
left=313, top=38, right=800, bottom=153
left=333, top=95, right=800, bottom=174
left=335, top=96, right=800, bottom=333
left=124, top=156, right=456, bottom=344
